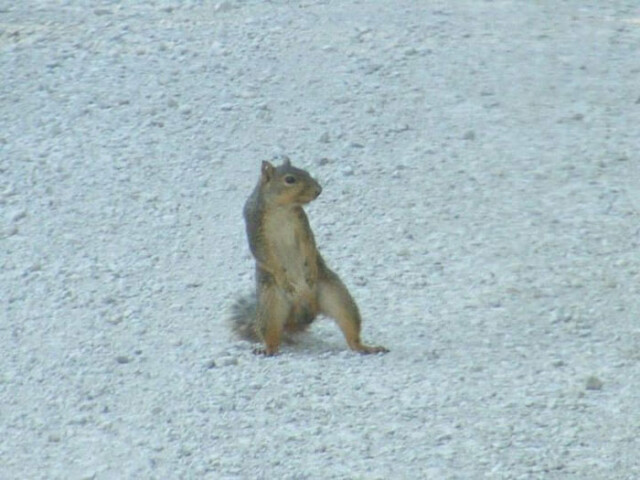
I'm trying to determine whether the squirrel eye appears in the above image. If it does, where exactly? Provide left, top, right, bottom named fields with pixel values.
left=284, top=175, right=297, bottom=185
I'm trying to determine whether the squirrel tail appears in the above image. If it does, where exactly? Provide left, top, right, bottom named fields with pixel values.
left=228, top=295, right=260, bottom=342
left=228, top=294, right=315, bottom=344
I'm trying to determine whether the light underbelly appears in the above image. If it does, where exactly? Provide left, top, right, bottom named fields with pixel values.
left=266, top=213, right=317, bottom=294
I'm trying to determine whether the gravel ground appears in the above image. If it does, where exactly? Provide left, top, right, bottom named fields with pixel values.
left=2, top=1, right=640, bottom=479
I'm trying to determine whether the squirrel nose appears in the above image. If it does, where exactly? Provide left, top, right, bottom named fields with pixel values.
left=315, top=185, right=322, bottom=197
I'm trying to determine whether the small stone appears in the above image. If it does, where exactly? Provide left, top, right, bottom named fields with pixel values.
left=2, top=184, right=16, bottom=197
left=389, top=124, right=410, bottom=134
left=205, top=359, right=217, bottom=369
left=3, top=226, right=18, bottom=237
left=550, top=307, right=573, bottom=324
left=220, top=357, right=239, bottom=367
left=236, top=89, right=257, bottom=99
left=436, top=433, right=453, bottom=444
left=256, top=108, right=272, bottom=121
left=116, top=355, right=132, bottom=364
left=585, top=375, right=603, bottom=391
left=178, top=446, right=192, bottom=458
left=362, top=63, right=382, bottom=76
left=353, top=276, right=368, bottom=286
left=26, top=263, right=42, bottom=273
left=463, top=130, right=476, bottom=141
left=10, top=209, right=27, bottom=222
left=215, top=1, right=234, bottom=13
left=107, top=315, right=123, bottom=325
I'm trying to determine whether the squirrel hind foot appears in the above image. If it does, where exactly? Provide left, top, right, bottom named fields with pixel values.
left=352, top=343, right=389, bottom=355
left=252, top=346, right=279, bottom=356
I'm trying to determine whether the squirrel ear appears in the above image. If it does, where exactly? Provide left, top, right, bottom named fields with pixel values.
left=261, top=161, right=275, bottom=182
left=281, top=156, right=291, bottom=167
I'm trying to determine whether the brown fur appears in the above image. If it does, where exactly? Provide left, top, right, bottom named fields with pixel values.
left=231, top=158, right=388, bottom=356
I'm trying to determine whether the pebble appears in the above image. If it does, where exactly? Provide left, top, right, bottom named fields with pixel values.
left=220, top=357, right=239, bottom=367
left=9, top=209, right=27, bottom=222
left=2, top=226, right=18, bottom=237
left=205, top=359, right=217, bottom=369
left=342, top=165, right=355, bottom=176
left=215, top=2, right=234, bottom=13
left=585, top=376, right=603, bottom=391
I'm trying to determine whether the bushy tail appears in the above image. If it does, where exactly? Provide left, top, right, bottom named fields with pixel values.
left=228, top=295, right=259, bottom=342
left=228, top=294, right=314, bottom=345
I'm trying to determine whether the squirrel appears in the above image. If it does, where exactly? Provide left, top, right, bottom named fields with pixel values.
left=229, top=157, right=388, bottom=356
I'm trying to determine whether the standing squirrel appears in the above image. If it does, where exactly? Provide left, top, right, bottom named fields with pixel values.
left=230, top=157, right=388, bottom=356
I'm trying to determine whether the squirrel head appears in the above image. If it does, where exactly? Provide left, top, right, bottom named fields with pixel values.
left=260, top=159, right=322, bottom=206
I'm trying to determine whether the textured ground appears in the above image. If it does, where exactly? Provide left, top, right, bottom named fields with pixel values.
left=1, top=1, right=639, bottom=479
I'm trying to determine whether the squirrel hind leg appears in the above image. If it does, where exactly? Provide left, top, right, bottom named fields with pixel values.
left=317, top=274, right=388, bottom=355
left=255, top=285, right=291, bottom=355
